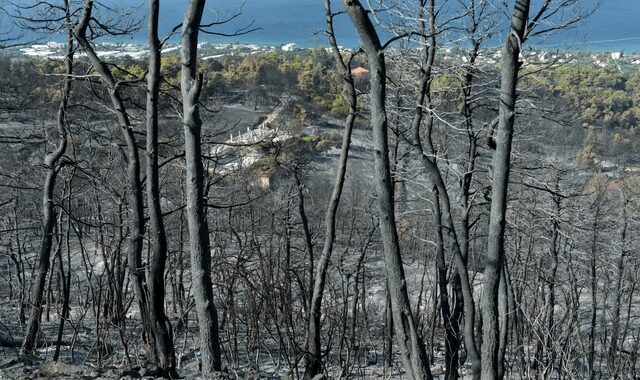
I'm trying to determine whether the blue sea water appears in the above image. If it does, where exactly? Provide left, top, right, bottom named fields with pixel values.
left=131, top=0, right=640, bottom=52
left=534, top=0, right=640, bottom=52
left=145, top=0, right=362, bottom=48
left=153, top=0, right=640, bottom=52
left=4, top=0, right=640, bottom=53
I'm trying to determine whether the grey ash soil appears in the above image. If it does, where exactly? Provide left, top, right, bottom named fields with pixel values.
left=0, top=100, right=382, bottom=380
left=0, top=97, right=465, bottom=379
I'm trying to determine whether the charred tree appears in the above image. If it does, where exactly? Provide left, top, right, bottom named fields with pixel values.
left=73, top=0, right=156, bottom=366
left=342, top=1, right=433, bottom=379
left=145, top=0, right=177, bottom=376
left=480, top=1, right=529, bottom=378
left=302, top=1, right=358, bottom=378
left=20, top=0, right=73, bottom=355
left=180, top=0, right=223, bottom=374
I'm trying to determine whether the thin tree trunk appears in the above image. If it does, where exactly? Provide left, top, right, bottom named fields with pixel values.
left=434, top=187, right=460, bottom=380
left=293, top=170, right=314, bottom=317
left=457, top=6, right=484, bottom=374
left=180, top=0, right=222, bottom=374
left=542, top=187, right=561, bottom=379
left=504, top=260, right=523, bottom=378
left=303, top=1, right=357, bottom=377
left=74, top=0, right=153, bottom=363
left=54, top=175, right=73, bottom=361
left=497, top=264, right=509, bottom=380
left=384, top=282, right=394, bottom=375
left=343, top=232, right=372, bottom=378
left=11, top=201, right=27, bottom=326
left=481, top=1, right=529, bottom=379
left=587, top=204, right=599, bottom=380
left=21, top=5, right=73, bottom=353
left=608, top=197, right=628, bottom=376
left=402, top=2, right=481, bottom=375
left=146, top=0, right=177, bottom=375
left=342, top=2, right=433, bottom=378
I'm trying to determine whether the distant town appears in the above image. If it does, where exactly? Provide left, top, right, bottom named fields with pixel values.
left=6, top=40, right=640, bottom=71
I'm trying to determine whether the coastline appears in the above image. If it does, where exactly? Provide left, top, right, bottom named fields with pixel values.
left=6, top=38, right=639, bottom=63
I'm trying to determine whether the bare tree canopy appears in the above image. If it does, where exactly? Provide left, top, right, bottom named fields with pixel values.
left=0, top=1, right=638, bottom=379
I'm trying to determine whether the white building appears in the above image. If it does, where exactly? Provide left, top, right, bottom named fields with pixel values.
left=281, top=43, right=300, bottom=52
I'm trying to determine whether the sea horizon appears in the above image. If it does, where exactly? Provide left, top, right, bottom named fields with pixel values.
left=142, top=0, right=640, bottom=53
left=3, top=0, right=639, bottom=54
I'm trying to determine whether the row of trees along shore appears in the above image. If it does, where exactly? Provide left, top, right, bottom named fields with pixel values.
left=1, top=0, right=639, bottom=380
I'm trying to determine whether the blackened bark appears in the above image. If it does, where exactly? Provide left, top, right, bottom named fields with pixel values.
left=384, top=284, right=394, bottom=374
left=181, top=0, right=223, bottom=374
left=457, top=7, right=484, bottom=375
left=608, top=198, right=628, bottom=375
left=403, top=2, right=480, bottom=376
left=542, top=185, right=561, bottom=379
left=587, top=200, right=600, bottom=380
left=302, top=1, right=357, bottom=377
left=342, top=1, right=432, bottom=379
left=481, top=1, right=529, bottom=379
left=497, top=264, right=508, bottom=380
left=53, top=175, right=73, bottom=362
left=293, top=169, right=314, bottom=317
left=21, top=4, right=73, bottom=354
left=433, top=187, right=460, bottom=380
left=146, top=0, right=177, bottom=376
left=74, top=0, right=153, bottom=364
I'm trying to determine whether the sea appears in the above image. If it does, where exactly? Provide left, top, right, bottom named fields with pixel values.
left=135, top=0, right=640, bottom=52
left=4, top=0, right=640, bottom=53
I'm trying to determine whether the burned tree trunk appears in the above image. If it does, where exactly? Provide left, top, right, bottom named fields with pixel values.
left=21, top=3, right=73, bottom=354
left=400, top=2, right=480, bottom=377
left=146, top=0, right=177, bottom=376
left=608, top=196, right=629, bottom=375
left=180, top=0, right=223, bottom=374
left=303, top=1, right=357, bottom=377
left=73, top=0, right=154, bottom=366
left=481, top=1, right=529, bottom=379
left=342, top=1, right=433, bottom=379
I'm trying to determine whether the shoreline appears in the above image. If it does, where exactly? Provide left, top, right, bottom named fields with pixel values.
left=7, top=39, right=640, bottom=56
